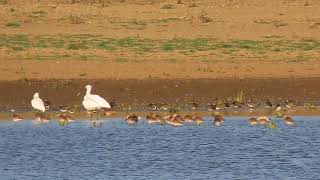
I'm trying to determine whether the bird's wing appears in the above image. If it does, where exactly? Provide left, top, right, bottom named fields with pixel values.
left=91, top=94, right=111, bottom=108
left=31, top=98, right=45, bottom=112
left=82, top=96, right=100, bottom=110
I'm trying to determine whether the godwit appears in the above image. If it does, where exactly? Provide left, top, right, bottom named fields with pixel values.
left=169, top=115, right=183, bottom=127
left=35, top=113, right=50, bottom=123
left=183, top=114, right=194, bottom=123
left=248, top=117, right=258, bottom=126
left=146, top=114, right=159, bottom=124
left=193, top=116, right=204, bottom=125
left=125, top=114, right=139, bottom=125
left=283, top=115, right=295, bottom=125
left=11, top=110, right=23, bottom=122
left=257, top=116, right=270, bottom=125
left=213, top=114, right=224, bottom=127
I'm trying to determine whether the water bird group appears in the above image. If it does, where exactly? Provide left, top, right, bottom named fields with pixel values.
left=9, top=85, right=299, bottom=128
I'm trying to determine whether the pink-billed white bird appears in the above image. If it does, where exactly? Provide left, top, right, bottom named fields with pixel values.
left=31, top=92, right=46, bottom=112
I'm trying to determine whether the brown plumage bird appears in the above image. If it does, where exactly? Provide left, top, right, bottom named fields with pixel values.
left=248, top=117, right=258, bottom=126
left=169, top=115, right=184, bottom=127
left=283, top=115, right=295, bottom=125
left=12, top=113, right=23, bottom=122
left=193, top=116, right=204, bottom=125
left=257, top=116, right=270, bottom=125
left=183, top=114, right=194, bottom=123
left=35, top=113, right=50, bottom=123
left=146, top=114, right=159, bottom=124
left=125, top=114, right=139, bottom=125
left=213, top=114, right=224, bottom=127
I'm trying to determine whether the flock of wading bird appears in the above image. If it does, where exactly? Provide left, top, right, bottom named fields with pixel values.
left=10, top=85, right=296, bottom=127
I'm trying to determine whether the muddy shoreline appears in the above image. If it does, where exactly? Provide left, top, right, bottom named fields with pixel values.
left=1, top=78, right=320, bottom=111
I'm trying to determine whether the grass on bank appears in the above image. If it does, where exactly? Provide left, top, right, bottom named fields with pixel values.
left=0, top=34, right=319, bottom=60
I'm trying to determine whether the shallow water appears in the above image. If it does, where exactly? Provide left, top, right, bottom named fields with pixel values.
left=0, top=116, right=320, bottom=180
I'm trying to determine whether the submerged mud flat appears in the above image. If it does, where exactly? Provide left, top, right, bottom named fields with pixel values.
left=0, top=78, right=320, bottom=111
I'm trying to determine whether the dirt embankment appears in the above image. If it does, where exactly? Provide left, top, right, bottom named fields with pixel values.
left=1, top=78, right=319, bottom=111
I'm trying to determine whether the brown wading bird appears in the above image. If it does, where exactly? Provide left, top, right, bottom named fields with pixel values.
left=257, top=116, right=270, bottom=125
left=35, top=113, right=50, bottom=123
left=213, top=114, right=224, bottom=127
left=169, top=114, right=184, bottom=127
left=57, top=114, right=75, bottom=123
left=283, top=115, right=295, bottom=125
left=248, top=117, right=259, bottom=126
left=12, top=114, right=24, bottom=122
left=183, top=114, right=194, bottom=123
left=125, top=114, right=139, bottom=125
left=193, top=116, right=204, bottom=125
left=145, top=114, right=159, bottom=124
left=11, top=110, right=23, bottom=122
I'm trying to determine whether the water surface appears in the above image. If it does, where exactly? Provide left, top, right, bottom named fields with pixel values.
left=0, top=116, right=319, bottom=179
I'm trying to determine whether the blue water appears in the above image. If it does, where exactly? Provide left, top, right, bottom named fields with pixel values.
left=0, top=116, right=320, bottom=180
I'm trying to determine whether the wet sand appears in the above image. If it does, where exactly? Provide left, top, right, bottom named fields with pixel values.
left=1, top=78, right=320, bottom=112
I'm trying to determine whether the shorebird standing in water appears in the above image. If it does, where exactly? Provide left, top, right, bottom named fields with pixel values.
left=248, top=117, right=258, bottom=126
left=193, top=116, right=204, bottom=126
left=82, top=84, right=111, bottom=121
left=125, top=114, right=139, bottom=125
left=31, top=92, right=46, bottom=113
left=257, top=116, right=270, bottom=125
left=213, top=114, right=224, bottom=127
left=11, top=109, right=23, bottom=122
left=283, top=115, right=295, bottom=125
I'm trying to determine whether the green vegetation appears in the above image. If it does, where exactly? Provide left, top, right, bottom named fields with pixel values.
left=161, top=4, right=175, bottom=9
left=0, top=34, right=319, bottom=60
left=5, top=22, right=20, bottom=28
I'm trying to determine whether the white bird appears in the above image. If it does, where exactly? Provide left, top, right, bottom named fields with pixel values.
left=31, top=92, right=46, bottom=112
left=82, top=85, right=111, bottom=111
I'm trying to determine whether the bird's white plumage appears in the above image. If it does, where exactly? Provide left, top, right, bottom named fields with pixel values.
left=82, top=85, right=111, bottom=110
left=31, top=92, right=46, bottom=112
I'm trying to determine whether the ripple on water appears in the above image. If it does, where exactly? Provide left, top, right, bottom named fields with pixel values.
left=0, top=117, right=319, bottom=180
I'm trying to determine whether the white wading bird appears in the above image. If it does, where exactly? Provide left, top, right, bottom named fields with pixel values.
left=31, top=92, right=46, bottom=112
left=82, top=85, right=111, bottom=120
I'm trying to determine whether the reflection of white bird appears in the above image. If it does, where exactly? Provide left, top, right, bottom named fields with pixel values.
left=82, top=85, right=110, bottom=119
left=31, top=92, right=45, bottom=112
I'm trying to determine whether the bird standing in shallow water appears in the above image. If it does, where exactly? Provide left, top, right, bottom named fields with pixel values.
left=11, top=110, right=23, bottom=122
left=125, top=114, right=139, bottom=125
left=31, top=92, right=46, bottom=112
left=193, top=116, right=204, bottom=125
left=82, top=84, right=111, bottom=121
left=283, top=115, right=295, bottom=125
left=248, top=117, right=258, bottom=126
left=213, top=114, right=224, bottom=127
left=257, top=116, right=270, bottom=125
